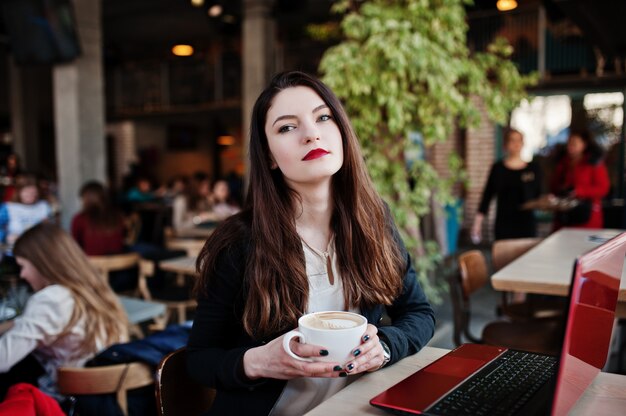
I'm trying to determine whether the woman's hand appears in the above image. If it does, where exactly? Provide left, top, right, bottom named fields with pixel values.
left=470, top=214, right=483, bottom=244
left=343, top=324, right=387, bottom=374
left=243, top=332, right=345, bottom=380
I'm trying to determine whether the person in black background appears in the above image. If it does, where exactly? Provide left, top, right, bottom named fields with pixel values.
left=471, top=128, right=544, bottom=242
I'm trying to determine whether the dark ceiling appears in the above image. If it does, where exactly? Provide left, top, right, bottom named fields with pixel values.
left=1, top=0, right=623, bottom=68
left=102, top=0, right=335, bottom=61
left=551, top=0, right=626, bottom=58
left=103, top=0, right=242, bottom=60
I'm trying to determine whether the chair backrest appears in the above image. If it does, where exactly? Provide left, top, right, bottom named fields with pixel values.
left=156, top=347, right=215, bottom=416
left=88, top=253, right=141, bottom=281
left=57, top=362, right=153, bottom=416
left=449, top=250, right=490, bottom=346
left=457, top=250, right=489, bottom=298
left=491, top=237, right=542, bottom=272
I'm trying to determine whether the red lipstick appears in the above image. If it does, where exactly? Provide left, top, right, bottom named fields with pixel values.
left=302, top=148, right=330, bottom=161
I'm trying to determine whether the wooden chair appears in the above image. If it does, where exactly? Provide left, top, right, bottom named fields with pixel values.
left=156, top=347, right=215, bottom=416
left=137, top=259, right=197, bottom=325
left=492, top=238, right=565, bottom=321
left=451, top=250, right=562, bottom=355
left=57, top=362, right=153, bottom=416
left=89, top=254, right=167, bottom=334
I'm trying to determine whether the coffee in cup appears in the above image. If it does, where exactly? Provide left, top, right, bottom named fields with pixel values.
left=282, top=311, right=367, bottom=364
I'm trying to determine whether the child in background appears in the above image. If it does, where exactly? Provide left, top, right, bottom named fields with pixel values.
left=0, top=223, right=127, bottom=401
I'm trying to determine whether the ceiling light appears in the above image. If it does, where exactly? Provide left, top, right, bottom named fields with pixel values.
left=172, top=44, right=194, bottom=57
left=217, top=135, right=235, bottom=146
left=496, top=0, right=518, bottom=11
left=208, top=5, right=223, bottom=17
left=190, top=0, right=204, bottom=7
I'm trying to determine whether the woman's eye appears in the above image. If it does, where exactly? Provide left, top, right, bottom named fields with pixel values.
left=318, top=114, right=332, bottom=122
left=278, top=125, right=295, bottom=133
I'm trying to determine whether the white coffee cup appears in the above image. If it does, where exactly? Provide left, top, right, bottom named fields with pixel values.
left=282, top=311, right=367, bottom=364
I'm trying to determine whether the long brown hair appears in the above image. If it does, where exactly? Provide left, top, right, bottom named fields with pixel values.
left=196, top=71, right=405, bottom=338
left=14, top=223, right=128, bottom=355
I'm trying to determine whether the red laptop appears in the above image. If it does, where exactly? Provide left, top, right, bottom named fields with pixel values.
left=370, top=232, right=626, bottom=416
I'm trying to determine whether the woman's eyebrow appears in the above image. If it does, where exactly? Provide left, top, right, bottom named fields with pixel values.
left=272, top=114, right=296, bottom=127
left=271, top=104, right=329, bottom=127
left=312, top=104, right=328, bottom=113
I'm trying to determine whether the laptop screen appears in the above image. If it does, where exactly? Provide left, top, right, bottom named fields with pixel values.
left=551, top=232, right=626, bottom=415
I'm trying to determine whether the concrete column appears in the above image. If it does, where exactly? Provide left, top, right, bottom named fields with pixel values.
left=242, top=0, right=276, bottom=185
left=8, top=60, right=41, bottom=171
left=53, top=0, right=106, bottom=229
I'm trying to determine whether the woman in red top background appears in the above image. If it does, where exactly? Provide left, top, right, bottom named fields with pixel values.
left=71, top=181, right=126, bottom=256
left=550, top=129, right=610, bottom=229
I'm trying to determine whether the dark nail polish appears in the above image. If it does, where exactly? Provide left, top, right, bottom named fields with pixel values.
left=346, top=363, right=354, bottom=371
left=333, top=365, right=342, bottom=371
left=362, top=334, right=370, bottom=342
left=320, top=349, right=329, bottom=356
left=339, top=372, right=347, bottom=377
left=353, top=349, right=361, bottom=357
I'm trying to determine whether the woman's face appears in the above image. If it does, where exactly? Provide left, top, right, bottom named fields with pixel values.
left=19, top=185, right=39, bottom=204
left=264, top=86, right=343, bottom=188
left=213, top=180, right=229, bottom=201
left=81, top=191, right=99, bottom=208
left=567, top=134, right=586, bottom=158
left=198, top=179, right=211, bottom=196
left=16, top=256, right=50, bottom=292
left=505, top=131, right=524, bottom=155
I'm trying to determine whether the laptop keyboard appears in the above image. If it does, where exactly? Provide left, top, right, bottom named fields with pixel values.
left=427, top=350, right=558, bottom=416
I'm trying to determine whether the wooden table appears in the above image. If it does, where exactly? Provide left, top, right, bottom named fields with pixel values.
left=166, top=238, right=205, bottom=257
left=174, top=226, right=215, bottom=239
left=305, top=347, right=626, bottom=416
left=118, top=295, right=166, bottom=325
left=491, top=228, right=626, bottom=301
left=159, top=256, right=198, bottom=276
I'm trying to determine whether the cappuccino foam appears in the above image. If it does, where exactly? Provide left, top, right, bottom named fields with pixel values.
left=304, top=312, right=362, bottom=330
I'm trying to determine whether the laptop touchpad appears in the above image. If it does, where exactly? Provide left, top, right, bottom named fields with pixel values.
left=423, top=356, right=486, bottom=378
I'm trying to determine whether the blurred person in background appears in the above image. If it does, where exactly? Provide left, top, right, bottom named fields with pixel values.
left=550, top=128, right=610, bottom=229
left=0, top=223, right=127, bottom=402
left=71, top=181, right=126, bottom=256
left=172, top=171, right=214, bottom=232
left=125, top=176, right=161, bottom=203
left=37, top=175, right=61, bottom=223
left=162, top=175, right=189, bottom=204
left=472, top=128, right=543, bottom=243
left=0, top=175, right=54, bottom=245
left=208, top=179, right=240, bottom=220
left=71, top=181, right=140, bottom=293
left=0, top=153, right=21, bottom=202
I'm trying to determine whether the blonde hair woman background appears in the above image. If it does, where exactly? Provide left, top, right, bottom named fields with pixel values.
left=0, top=223, right=127, bottom=400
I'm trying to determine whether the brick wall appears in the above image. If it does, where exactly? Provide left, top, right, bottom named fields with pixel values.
left=427, top=96, right=498, bottom=244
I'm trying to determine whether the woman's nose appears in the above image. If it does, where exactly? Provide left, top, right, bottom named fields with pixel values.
left=301, top=122, right=320, bottom=144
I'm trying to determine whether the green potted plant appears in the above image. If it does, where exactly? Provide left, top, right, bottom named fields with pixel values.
left=315, top=0, right=536, bottom=300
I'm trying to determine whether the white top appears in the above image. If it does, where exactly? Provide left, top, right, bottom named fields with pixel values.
left=271, top=238, right=355, bottom=416
left=0, top=285, right=104, bottom=399
left=5, top=200, right=52, bottom=238
left=172, top=195, right=194, bottom=231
